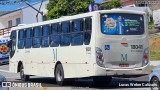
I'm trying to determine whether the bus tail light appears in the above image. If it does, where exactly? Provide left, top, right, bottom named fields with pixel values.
left=142, top=48, right=149, bottom=66
left=96, top=47, right=104, bottom=67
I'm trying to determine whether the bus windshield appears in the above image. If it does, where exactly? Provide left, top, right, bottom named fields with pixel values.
left=101, top=13, right=144, bottom=35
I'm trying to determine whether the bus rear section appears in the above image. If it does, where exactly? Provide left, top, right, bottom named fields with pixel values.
left=94, top=11, right=150, bottom=77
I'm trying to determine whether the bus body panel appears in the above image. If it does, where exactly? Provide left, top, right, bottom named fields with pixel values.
left=93, top=63, right=150, bottom=76
left=99, top=36, right=148, bottom=69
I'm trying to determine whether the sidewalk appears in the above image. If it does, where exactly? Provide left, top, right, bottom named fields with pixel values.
left=150, top=61, right=160, bottom=66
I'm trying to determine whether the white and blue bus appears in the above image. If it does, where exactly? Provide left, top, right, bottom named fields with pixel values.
left=0, top=35, right=10, bottom=64
left=9, top=9, right=150, bottom=85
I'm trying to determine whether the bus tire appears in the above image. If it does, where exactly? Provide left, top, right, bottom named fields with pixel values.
left=55, top=64, right=65, bottom=86
left=20, top=65, right=29, bottom=81
left=150, top=76, right=160, bottom=90
left=93, top=76, right=112, bottom=86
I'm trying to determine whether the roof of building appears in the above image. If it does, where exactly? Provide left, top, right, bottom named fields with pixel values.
left=0, top=9, right=20, bottom=17
left=0, top=11, right=11, bottom=16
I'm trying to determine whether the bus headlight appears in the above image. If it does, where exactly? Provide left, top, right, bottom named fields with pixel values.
left=96, top=47, right=104, bottom=67
left=142, top=48, right=149, bottom=66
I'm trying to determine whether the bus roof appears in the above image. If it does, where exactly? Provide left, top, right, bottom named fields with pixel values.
left=11, top=9, right=146, bottom=31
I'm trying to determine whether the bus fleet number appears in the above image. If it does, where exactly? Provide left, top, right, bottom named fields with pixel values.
left=131, top=45, right=143, bottom=49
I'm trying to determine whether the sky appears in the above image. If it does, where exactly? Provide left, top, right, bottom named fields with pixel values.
left=0, top=0, right=104, bottom=11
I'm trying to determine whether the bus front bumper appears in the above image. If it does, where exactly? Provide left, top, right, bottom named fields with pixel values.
left=0, top=59, right=9, bottom=64
left=93, top=64, right=150, bottom=77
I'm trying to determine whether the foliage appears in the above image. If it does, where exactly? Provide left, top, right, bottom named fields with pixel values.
left=100, top=0, right=121, bottom=10
left=46, top=0, right=94, bottom=20
left=99, top=3, right=108, bottom=10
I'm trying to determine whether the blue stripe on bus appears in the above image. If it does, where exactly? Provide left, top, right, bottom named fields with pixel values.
left=0, top=57, right=9, bottom=60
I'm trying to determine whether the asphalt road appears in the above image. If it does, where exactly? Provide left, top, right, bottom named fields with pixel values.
left=0, top=64, right=151, bottom=90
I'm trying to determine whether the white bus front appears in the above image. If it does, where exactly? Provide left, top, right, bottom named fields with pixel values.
left=94, top=11, right=150, bottom=77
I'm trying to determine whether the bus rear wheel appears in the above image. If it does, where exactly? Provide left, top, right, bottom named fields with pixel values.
left=93, top=76, right=112, bottom=86
left=55, top=64, right=65, bottom=86
left=20, top=65, right=29, bottom=81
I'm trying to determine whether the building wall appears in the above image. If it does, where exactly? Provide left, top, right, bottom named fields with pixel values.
left=121, top=0, right=136, bottom=6
left=22, top=0, right=49, bottom=24
left=0, top=11, right=22, bottom=29
left=0, top=0, right=48, bottom=30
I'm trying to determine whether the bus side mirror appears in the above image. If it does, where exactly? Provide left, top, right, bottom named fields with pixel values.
left=7, top=40, right=12, bottom=47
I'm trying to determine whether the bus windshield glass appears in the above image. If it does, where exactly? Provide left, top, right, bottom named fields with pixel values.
left=101, top=13, right=144, bottom=35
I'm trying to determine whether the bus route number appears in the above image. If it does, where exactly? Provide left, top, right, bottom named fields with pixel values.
left=131, top=45, right=143, bottom=49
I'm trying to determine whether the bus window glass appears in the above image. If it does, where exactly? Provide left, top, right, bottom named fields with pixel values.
left=18, top=30, right=24, bottom=49
left=34, top=27, right=41, bottom=37
left=72, top=33, right=83, bottom=46
left=50, top=35, right=59, bottom=47
left=72, top=19, right=83, bottom=46
left=85, top=18, right=92, bottom=31
left=25, top=28, right=32, bottom=48
left=50, top=23, right=60, bottom=47
left=60, top=22, right=70, bottom=46
left=42, top=25, right=49, bottom=36
left=84, top=18, right=92, bottom=45
left=11, top=31, right=17, bottom=39
left=60, top=34, right=70, bottom=46
left=51, top=23, right=59, bottom=35
left=10, top=31, right=17, bottom=58
left=62, top=22, right=70, bottom=33
left=33, top=26, right=41, bottom=48
left=84, top=31, right=91, bottom=45
left=42, top=25, right=49, bottom=47
left=101, top=13, right=144, bottom=35
left=73, top=20, right=83, bottom=32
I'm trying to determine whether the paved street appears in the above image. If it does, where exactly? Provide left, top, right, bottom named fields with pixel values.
left=0, top=64, right=151, bottom=90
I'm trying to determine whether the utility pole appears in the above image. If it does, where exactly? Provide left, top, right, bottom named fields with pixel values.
left=24, top=0, right=44, bottom=22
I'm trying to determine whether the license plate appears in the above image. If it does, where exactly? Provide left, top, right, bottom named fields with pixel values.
left=119, top=64, right=129, bottom=67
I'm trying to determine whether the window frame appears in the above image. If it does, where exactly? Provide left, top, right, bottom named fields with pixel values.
left=18, top=29, right=25, bottom=49
left=32, top=26, right=42, bottom=48
left=8, top=20, right=12, bottom=28
left=25, top=28, right=32, bottom=49
left=50, top=23, right=60, bottom=47
left=60, top=21, right=71, bottom=46
left=16, top=18, right=21, bottom=26
left=71, top=19, right=84, bottom=46
left=41, top=24, right=50, bottom=48
left=84, top=17, right=92, bottom=45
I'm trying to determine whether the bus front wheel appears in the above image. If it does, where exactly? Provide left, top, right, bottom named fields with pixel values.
left=20, top=65, right=29, bottom=81
left=55, top=64, right=65, bottom=86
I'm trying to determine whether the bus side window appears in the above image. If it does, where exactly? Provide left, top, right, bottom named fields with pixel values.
left=42, top=25, right=49, bottom=47
left=33, top=26, right=41, bottom=48
left=50, top=23, right=60, bottom=47
left=10, top=31, right=17, bottom=58
left=84, top=18, right=92, bottom=45
left=60, top=22, right=70, bottom=46
left=71, top=19, right=83, bottom=46
left=18, top=29, right=25, bottom=49
left=25, top=28, right=32, bottom=48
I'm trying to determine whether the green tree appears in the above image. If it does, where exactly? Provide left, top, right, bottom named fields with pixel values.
left=46, top=0, right=94, bottom=20
left=100, top=0, right=121, bottom=10
left=99, top=3, right=108, bottom=10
